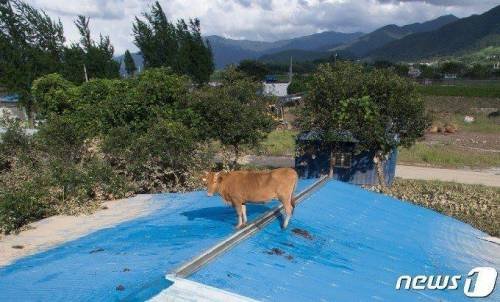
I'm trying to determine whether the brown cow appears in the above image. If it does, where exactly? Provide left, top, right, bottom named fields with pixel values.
left=203, top=168, right=298, bottom=229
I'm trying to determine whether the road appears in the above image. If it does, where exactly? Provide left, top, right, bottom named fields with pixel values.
left=239, top=155, right=500, bottom=187
left=396, top=165, right=500, bottom=187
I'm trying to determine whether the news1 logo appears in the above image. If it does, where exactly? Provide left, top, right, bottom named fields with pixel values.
left=396, top=267, right=497, bottom=298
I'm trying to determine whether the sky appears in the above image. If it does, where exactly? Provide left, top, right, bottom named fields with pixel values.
left=30, top=0, right=499, bottom=55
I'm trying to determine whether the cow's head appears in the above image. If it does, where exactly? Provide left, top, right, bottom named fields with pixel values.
left=202, top=171, right=221, bottom=196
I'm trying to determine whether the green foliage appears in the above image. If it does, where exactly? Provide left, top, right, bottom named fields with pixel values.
left=32, top=73, right=76, bottom=117
left=0, top=0, right=119, bottom=123
left=193, top=68, right=275, bottom=165
left=287, top=74, right=311, bottom=94
left=237, top=60, right=270, bottom=81
left=133, top=1, right=214, bottom=84
left=298, top=61, right=429, bottom=154
left=0, top=181, right=52, bottom=234
left=1, top=67, right=226, bottom=233
left=0, top=0, right=65, bottom=122
left=61, top=15, right=120, bottom=84
left=124, top=50, right=137, bottom=76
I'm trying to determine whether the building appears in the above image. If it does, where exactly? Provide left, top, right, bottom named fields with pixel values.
left=0, top=94, right=26, bottom=121
left=295, top=130, right=398, bottom=186
left=407, top=66, right=421, bottom=78
left=262, top=56, right=293, bottom=98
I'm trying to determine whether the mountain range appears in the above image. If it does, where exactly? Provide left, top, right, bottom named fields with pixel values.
left=206, top=31, right=363, bottom=68
left=116, top=4, right=500, bottom=71
left=368, top=5, right=500, bottom=61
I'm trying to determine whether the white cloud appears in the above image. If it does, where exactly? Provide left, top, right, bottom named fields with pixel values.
left=29, top=0, right=498, bottom=55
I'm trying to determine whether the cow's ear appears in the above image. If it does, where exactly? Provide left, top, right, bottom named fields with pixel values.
left=217, top=174, right=224, bottom=183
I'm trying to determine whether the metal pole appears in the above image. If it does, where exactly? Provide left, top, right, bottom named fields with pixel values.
left=83, top=64, right=89, bottom=82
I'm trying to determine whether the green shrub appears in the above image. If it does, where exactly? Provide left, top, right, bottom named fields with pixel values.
left=0, top=181, right=52, bottom=234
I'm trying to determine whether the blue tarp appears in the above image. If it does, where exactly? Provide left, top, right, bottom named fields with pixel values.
left=0, top=179, right=498, bottom=301
left=190, top=181, right=499, bottom=301
left=0, top=180, right=314, bottom=301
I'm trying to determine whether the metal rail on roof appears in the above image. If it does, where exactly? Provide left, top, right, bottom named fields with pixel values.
left=172, top=175, right=329, bottom=278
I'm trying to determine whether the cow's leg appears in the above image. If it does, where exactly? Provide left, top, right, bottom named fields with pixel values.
left=241, top=204, right=248, bottom=225
left=279, top=194, right=293, bottom=229
left=234, top=203, right=244, bottom=229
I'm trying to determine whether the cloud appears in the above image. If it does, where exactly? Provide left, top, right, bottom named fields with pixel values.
left=29, top=0, right=498, bottom=55
left=376, top=0, right=499, bottom=7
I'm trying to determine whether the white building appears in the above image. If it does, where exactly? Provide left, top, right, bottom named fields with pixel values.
left=262, top=82, right=290, bottom=97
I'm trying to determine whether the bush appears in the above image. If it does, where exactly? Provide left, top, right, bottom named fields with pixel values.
left=0, top=182, right=52, bottom=234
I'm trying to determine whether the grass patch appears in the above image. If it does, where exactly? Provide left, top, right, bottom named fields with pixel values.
left=385, top=178, right=500, bottom=236
left=258, top=129, right=298, bottom=156
left=450, top=114, right=500, bottom=133
left=424, top=96, right=499, bottom=115
left=398, top=143, right=500, bottom=168
left=417, top=83, right=500, bottom=98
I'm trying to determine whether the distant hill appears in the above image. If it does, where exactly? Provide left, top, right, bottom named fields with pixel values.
left=334, top=15, right=458, bottom=57
left=368, top=5, right=500, bottom=61
left=206, top=31, right=363, bottom=68
left=258, top=49, right=331, bottom=63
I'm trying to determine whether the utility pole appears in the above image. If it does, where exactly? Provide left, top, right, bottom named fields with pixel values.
left=83, top=64, right=89, bottom=82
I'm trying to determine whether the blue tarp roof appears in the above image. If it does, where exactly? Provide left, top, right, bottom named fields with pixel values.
left=0, top=94, right=19, bottom=103
left=0, top=179, right=498, bottom=301
left=190, top=181, right=500, bottom=301
left=0, top=181, right=313, bottom=301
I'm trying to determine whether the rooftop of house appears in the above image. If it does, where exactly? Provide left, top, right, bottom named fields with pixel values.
left=0, top=179, right=498, bottom=301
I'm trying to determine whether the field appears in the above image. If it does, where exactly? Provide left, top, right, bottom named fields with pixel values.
left=398, top=142, right=500, bottom=168
left=417, top=81, right=500, bottom=98
left=258, top=129, right=297, bottom=156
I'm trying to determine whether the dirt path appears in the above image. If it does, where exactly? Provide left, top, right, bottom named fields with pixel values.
left=396, top=165, right=500, bottom=187
left=0, top=194, right=157, bottom=267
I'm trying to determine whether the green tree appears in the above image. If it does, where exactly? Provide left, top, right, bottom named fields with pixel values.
left=61, top=16, right=119, bottom=84
left=0, top=0, right=65, bottom=125
left=298, top=62, right=428, bottom=186
left=237, top=60, right=270, bottom=81
left=193, top=68, right=274, bottom=168
left=123, top=49, right=137, bottom=76
left=132, top=1, right=214, bottom=84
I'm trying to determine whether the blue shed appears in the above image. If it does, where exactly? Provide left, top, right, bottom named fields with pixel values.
left=295, top=130, right=397, bottom=186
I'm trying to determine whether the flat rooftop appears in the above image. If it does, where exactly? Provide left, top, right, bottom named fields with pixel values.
left=0, top=179, right=498, bottom=301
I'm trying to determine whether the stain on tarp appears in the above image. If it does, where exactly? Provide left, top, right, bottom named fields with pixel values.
left=116, top=284, right=125, bottom=291
left=292, top=228, right=313, bottom=240
left=266, top=247, right=285, bottom=256
left=89, top=248, right=105, bottom=254
left=265, top=248, right=295, bottom=261
left=11, top=245, right=24, bottom=249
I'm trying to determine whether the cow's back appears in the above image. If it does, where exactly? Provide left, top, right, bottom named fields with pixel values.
left=220, top=168, right=298, bottom=202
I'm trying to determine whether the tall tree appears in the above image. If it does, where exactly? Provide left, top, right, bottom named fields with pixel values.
left=123, top=49, right=137, bottom=76
left=61, top=16, right=119, bottom=84
left=0, top=0, right=65, bottom=125
left=133, top=1, right=214, bottom=84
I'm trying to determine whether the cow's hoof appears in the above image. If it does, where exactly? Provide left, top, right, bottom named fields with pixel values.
left=235, top=223, right=246, bottom=230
